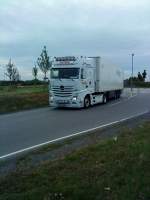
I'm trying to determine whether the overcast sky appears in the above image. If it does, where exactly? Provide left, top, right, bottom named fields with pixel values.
left=0, top=0, right=150, bottom=80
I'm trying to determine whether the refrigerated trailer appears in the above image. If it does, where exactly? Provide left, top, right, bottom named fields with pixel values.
left=49, top=56, right=124, bottom=108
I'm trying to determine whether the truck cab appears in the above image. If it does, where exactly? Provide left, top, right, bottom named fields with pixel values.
left=49, top=56, right=95, bottom=108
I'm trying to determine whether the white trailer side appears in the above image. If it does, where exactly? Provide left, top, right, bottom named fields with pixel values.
left=95, top=57, right=124, bottom=93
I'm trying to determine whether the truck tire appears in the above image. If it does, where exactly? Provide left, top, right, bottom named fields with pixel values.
left=118, top=90, right=121, bottom=99
left=115, top=90, right=121, bottom=99
left=115, top=91, right=118, bottom=99
left=84, top=96, right=90, bottom=108
left=102, top=94, right=107, bottom=104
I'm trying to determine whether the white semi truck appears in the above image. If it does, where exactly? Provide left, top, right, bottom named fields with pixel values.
left=49, top=56, right=124, bottom=108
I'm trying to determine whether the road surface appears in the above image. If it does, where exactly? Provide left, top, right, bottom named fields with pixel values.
left=0, top=89, right=150, bottom=159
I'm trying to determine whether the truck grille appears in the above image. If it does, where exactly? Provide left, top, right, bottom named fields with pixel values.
left=52, top=86, right=74, bottom=97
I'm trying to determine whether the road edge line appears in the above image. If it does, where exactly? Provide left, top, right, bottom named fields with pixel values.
left=0, top=110, right=149, bottom=160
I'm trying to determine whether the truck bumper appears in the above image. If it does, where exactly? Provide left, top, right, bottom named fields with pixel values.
left=49, top=98, right=84, bottom=108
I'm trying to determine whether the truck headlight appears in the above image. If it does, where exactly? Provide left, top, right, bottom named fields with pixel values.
left=72, top=96, right=77, bottom=101
left=50, top=96, right=54, bottom=101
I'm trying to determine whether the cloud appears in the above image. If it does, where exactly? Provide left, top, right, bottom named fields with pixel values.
left=0, top=0, right=150, bottom=80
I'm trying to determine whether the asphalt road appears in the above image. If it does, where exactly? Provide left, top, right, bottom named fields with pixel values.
left=0, top=89, right=150, bottom=159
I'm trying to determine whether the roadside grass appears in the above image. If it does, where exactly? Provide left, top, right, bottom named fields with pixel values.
left=0, top=85, right=48, bottom=95
left=0, top=85, right=49, bottom=114
left=0, top=122, right=150, bottom=200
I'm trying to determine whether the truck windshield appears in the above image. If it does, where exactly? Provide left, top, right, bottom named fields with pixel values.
left=51, top=68, right=79, bottom=79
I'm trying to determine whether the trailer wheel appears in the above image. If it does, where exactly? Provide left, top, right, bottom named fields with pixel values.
left=118, top=91, right=121, bottom=99
left=115, top=90, right=121, bottom=99
left=102, top=94, right=107, bottom=104
left=115, top=91, right=118, bottom=99
left=84, top=96, right=90, bottom=108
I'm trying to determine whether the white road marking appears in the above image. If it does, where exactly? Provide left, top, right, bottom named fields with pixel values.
left=0, top=110, right=148, bottom=160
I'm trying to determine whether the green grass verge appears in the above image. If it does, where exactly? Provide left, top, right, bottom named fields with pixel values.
left=0, top=85, right=48, bottom=95
left=0, top=122, right=150, bottom=200
left=0, top=85, right=49, bottom=113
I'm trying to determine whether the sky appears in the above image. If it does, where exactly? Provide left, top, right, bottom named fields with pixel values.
left=0, top=0, right=150, bottom=80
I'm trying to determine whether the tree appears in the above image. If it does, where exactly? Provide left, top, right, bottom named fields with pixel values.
left=142, top=70, right=147, bottom=81
left=5, top=59, right=20, bottom=83
left=12, top=67, right=20, bottom=81
left=37, top=46, right=52, bottom=81
left=138, top=72, right=143, bottom=81
left=5, top=59, right=14, bottom=81
left=32, top=65, right=38, bottom=80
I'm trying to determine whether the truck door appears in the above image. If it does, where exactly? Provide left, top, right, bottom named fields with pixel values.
left=87, top=68, right=94, bottom=90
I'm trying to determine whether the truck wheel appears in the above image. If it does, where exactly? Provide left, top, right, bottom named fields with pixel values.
left=115, top=90, right=121, bottom=99
left=115, top=91, right=118, bottom=99
left=118, top=91, right=121, bottom=99
left=103, top=94, right=107, bottom=104
left=84, top=96, right=90, bottom=108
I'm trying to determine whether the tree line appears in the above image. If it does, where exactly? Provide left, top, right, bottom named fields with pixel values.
left=0, top=46, right=52, bottom=84
left=124, top=70, right=149, bottom=87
